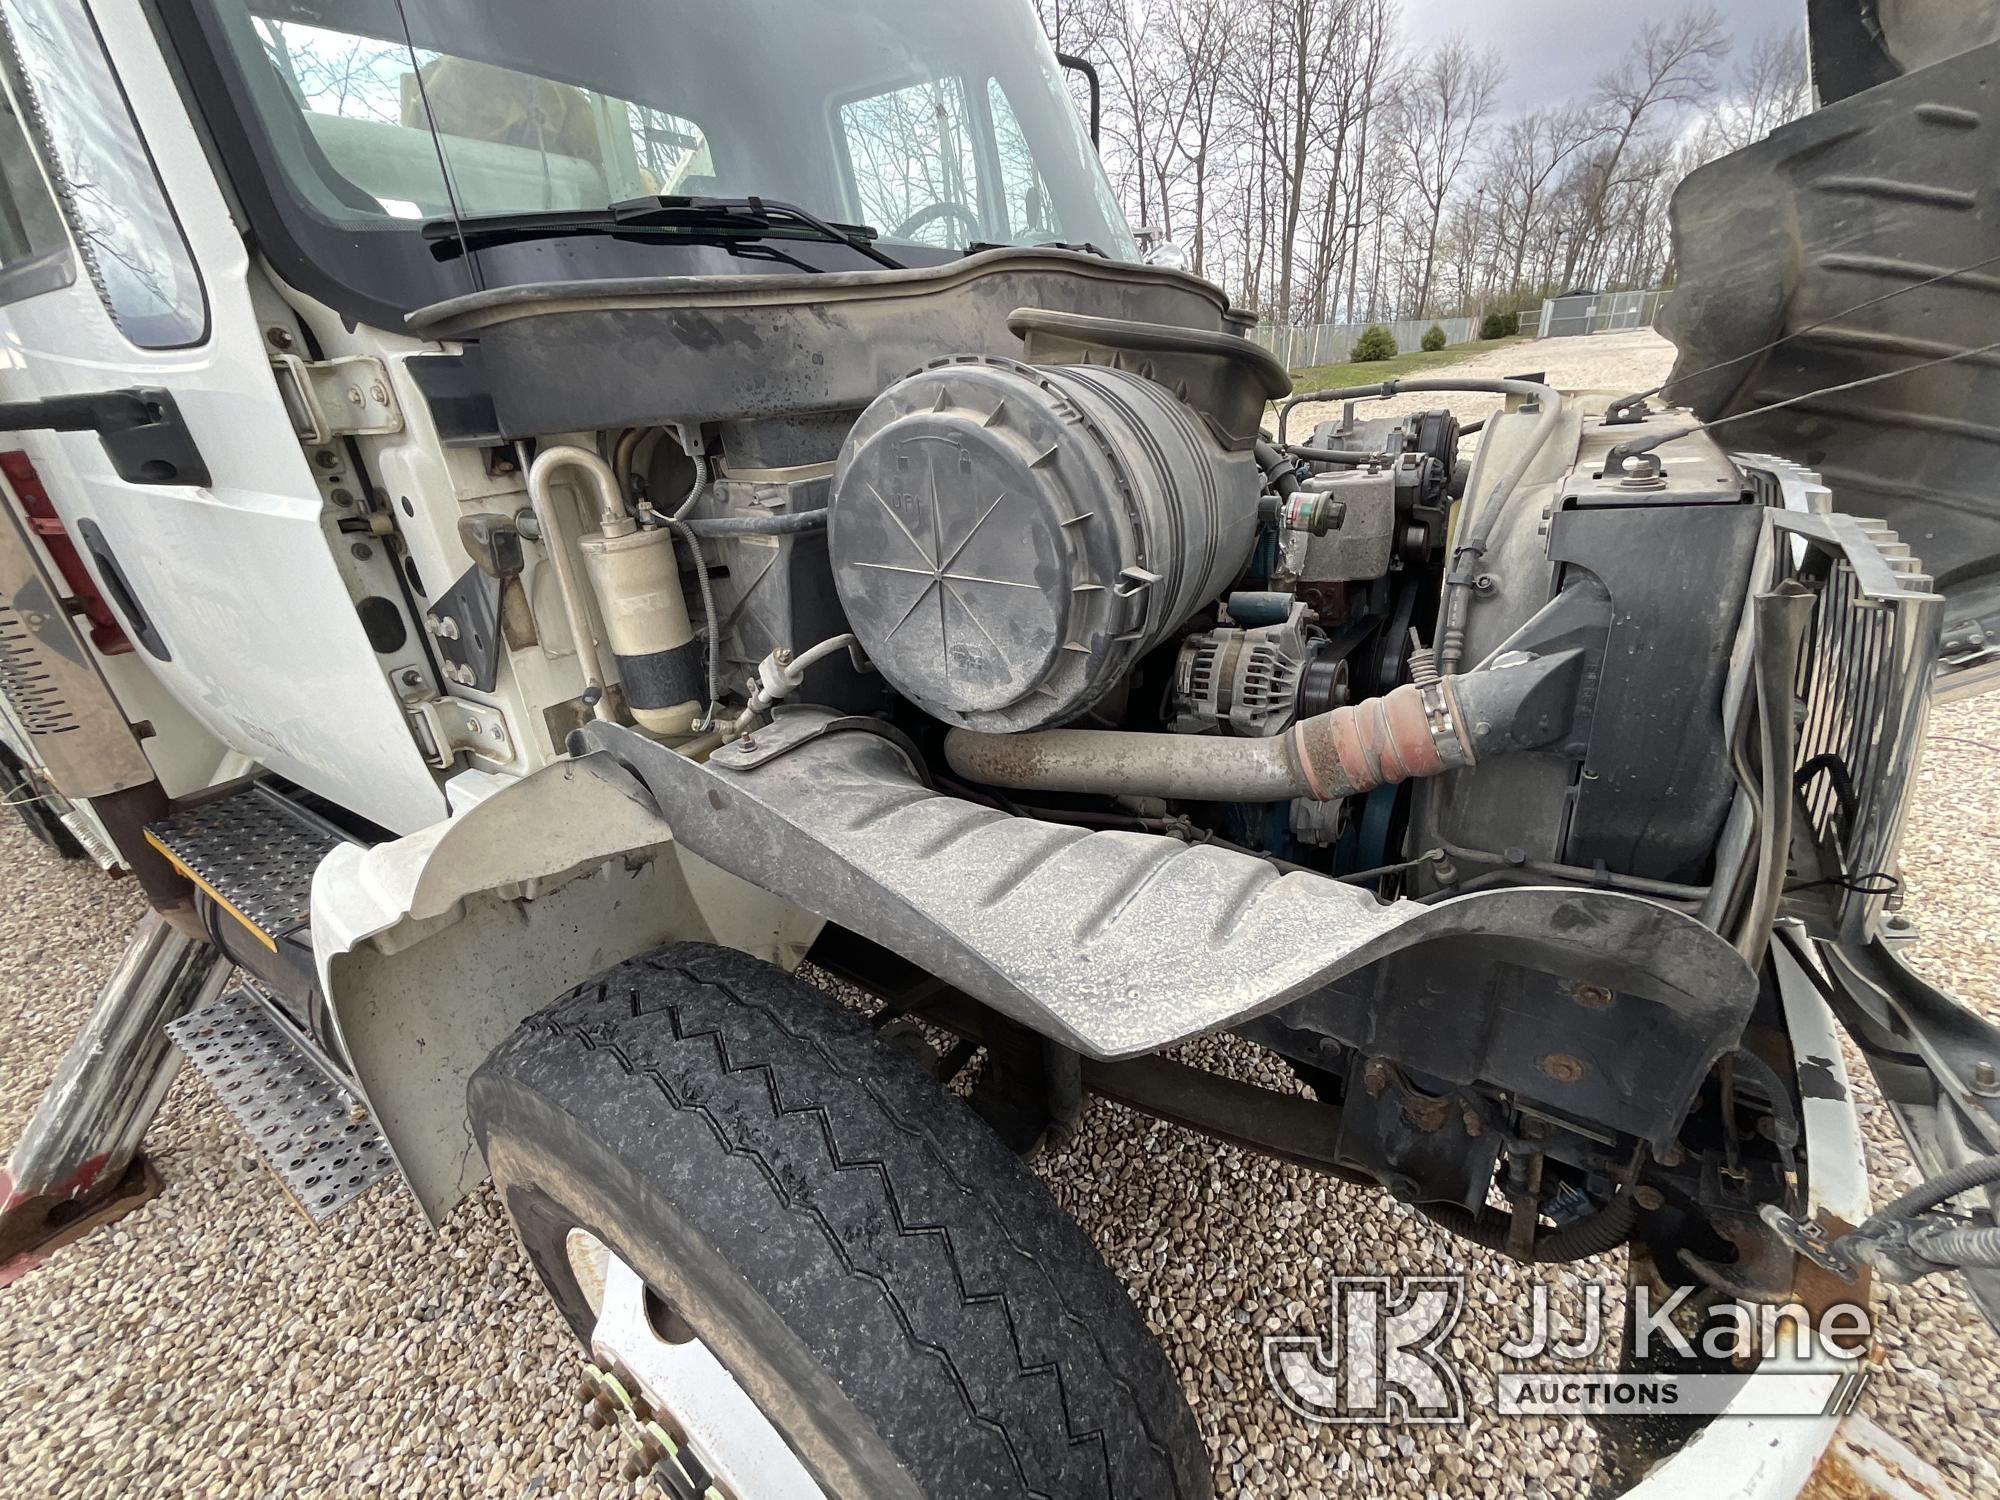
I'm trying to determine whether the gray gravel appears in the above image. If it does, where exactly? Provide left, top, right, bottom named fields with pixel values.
left=2, top=331, right=1996, bottom=1497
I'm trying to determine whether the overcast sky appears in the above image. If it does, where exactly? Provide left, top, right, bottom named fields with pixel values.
left=1410, top=0, right=1807, bottom=115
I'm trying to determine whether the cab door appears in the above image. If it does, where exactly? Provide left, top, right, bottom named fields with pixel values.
left=0, top=0, right=446, bottom=833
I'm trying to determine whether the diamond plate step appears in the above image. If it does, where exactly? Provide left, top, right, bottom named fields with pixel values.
left=144, top=783, right=352, bottom=949
left=166, top=987, right=395, bottom=1223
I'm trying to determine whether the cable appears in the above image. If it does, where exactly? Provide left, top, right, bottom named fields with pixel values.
left=669, top=451, right=711, bottom=523
left=1610, top=249, right=2000, bottom=411
left=1858, top=1154, right=2000, bottom=1238
left=1419, top=1190, right=1636, bottom=1263
left=1607, top=336, right=2000, bottom=468
left=661, top=516, right=721, bottom=711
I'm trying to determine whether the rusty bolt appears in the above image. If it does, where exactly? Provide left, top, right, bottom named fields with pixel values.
left=1569, top=982, right=1613, bottom=1009
left=1659, top=1141, right=1686, bottom=1167
left=619, top=1454, right=645, bottom=1481
left=1362, top=1058, right=1394, bottom=1098
left=1462, top=1107, right=1485, bottom=1138
left=1540, top=1053, right=1584, bottom=1084
left=1632, top=1185, right=1665, bottom=1212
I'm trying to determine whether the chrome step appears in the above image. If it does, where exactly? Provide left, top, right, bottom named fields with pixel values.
left=144, top=783, right=351, bottom=949
left=165, top=985, right=395, bottom=1223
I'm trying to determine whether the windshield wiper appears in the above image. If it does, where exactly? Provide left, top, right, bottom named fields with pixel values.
left=422, top=195, right=903, bottom=271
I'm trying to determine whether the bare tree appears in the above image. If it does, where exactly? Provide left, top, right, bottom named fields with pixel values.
left=1487, top=103, right=1605, bottom=295
left=1564, top=4, right=1729, bottom=287
left=1688, top=28, right=1810, bottom=158
left=1159, top=0, right=1241, bottom=275
left=1026, top=0, right=1763, bottom=329
left=1387, top=32, right=1502, bottom=315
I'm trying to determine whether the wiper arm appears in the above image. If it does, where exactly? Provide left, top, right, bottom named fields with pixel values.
left=618, top=196, right=905, bottom=271
left=421, top=195, right=903, bottom=271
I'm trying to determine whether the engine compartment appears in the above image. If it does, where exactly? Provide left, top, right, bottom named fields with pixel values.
left=410, top=251, right=1907, bottom=1276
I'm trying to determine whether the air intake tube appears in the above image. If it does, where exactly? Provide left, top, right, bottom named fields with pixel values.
left=943, top=653, right=1582, bottom=803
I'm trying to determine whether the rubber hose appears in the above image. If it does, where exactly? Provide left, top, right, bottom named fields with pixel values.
left=1722, top=1044, right=1800, bottom=1151
left=1860, top=1154, right=2000, bottom=1236
left=669, top=451, right=710, bottom=522
left=1434, top=383, right=1564, bottom=673
left=1419, top=1191, right=1637, bottom=1263
left=1285, top=445, right=1382, bottom=465
left=682, top=507, right=828, bottom=537
left=1253, top=439, right=1300, bottom=500
left=662, top=517, right=722, bottom=708
left=1906, top=1222, right=2000, bottom=1271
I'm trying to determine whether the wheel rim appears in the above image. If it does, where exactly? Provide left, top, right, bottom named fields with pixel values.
left=565, top=1227, right=828, bottom=1498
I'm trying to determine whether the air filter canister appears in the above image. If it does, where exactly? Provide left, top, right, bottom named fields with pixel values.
left=828, top=356, right=1260, bottom=732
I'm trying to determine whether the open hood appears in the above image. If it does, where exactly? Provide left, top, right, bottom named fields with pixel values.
left=1806, top=0, right=2000, bottom=102
left=1659, top=34, right=2000, bottom=694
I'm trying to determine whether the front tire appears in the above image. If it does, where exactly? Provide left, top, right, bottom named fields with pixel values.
left=469, top=942, right=1211, bottom=1499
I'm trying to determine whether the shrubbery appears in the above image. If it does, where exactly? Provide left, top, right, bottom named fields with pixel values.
left=1351, top=324, right=1398, bottom=362
left=1479, top=309, right=1522, bottom=341
left=1421, top=323, right=1447, bottom=352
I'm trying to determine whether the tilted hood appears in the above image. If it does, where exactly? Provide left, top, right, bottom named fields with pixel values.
left=1659, top=34, right=2000, bottom=693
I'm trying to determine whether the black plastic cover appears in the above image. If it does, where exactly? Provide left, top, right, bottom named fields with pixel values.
left=1662, top=39, right=2000, bottom=663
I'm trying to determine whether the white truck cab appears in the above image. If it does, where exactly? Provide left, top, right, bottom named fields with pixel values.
left=0, top=4, right=1993, bottom=1497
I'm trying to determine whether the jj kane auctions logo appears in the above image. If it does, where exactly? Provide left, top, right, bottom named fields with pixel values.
left=1263, top=1275, right=1871, bottom=1423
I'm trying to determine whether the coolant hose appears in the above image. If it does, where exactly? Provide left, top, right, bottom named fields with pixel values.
left=945, top=678, right=1474, bottom=803
left=1253, top=438, right=1301, bottom=500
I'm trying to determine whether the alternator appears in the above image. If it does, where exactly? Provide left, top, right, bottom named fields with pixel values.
left=1171, top=601, right=1314, bottom=737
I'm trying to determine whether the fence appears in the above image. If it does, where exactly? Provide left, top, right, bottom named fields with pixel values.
left=1536, top=289, right=1671, bottom=339
left=1245, top=315, right=1480, bottom=371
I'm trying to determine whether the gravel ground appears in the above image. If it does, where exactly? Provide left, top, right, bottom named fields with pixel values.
left=2, top=330, right=1997, bottom=1498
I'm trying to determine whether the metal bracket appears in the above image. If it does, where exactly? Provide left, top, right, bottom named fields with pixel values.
left=405, top=695, right=514, bottom=768
left=425, top=564, right=504, bottom=691
left=271, top=354, right=404, bottom=443
left=707, top=707, right=929, bottom=779
left=0, top=386, right=209, bottom=486
left=1601, top=391, right=1652, bottom=426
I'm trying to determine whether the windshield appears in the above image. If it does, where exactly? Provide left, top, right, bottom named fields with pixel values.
left=176, top=0, right=1135, bottom=320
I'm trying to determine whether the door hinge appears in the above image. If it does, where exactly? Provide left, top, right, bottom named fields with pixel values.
left=271, top=354, right=403, bottom=443
left=405, top=695, right=513, bottom=769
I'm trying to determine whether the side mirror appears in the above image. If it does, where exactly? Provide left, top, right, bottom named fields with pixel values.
left=1055, top=53, right=1101, bottom=146
left=1131, top=227, right=1187, bottom=271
